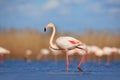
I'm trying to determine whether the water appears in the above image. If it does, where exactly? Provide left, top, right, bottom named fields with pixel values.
left=0, top=59, right=120, bottom=80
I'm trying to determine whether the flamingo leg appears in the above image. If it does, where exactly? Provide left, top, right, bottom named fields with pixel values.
left=94, top=53, right=97, bottom=62
left=77, top=55, right=85, bottom=72
left=98, top=57, right=101, bottom=64
left=77, top=49, right=88, bottom=72
left=107, top=55, right=110, bottom=64
left=85, top=53, right=90, bottom=61
left=0, top=55, right=3, bottom=63
left=66, top=51, right=69, bottom=72
left=113, top=52, right=117, bottom=60
left=54, top=55, right=58, bottom=62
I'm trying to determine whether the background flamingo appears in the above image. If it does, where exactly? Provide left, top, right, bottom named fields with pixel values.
left=111, top=47, right=118, bottom=60
left=0, top=47, right=10, bottom=63
left=118, top=49, right=120, bottom=55
left=49, top=47, right=62, bottom=62
left=24, top=49, right=32, bottom=62
left=40, top=48, right=50, bottom=60
left=90, top=46, right=103, bottom=63
left=95, top=48, right=103, bottom=64
left=44, top=23, right=88, bottom=72
left=103, top=47, right=112, bottom=64
left=90, top=45, right=99, bottom=62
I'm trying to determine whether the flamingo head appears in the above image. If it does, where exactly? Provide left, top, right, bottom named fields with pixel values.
left=44, top=23, right=54, bottom=32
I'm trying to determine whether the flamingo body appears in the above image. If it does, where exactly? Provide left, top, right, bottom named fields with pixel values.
left=56, top=36, right=82, bottom=49
left=44, top=23, right=87, bottom=72
left=40, top=48, right=50, bottom=55
left=103, top=47, right=112, bottom=64
left=103, top=47, right=112, bottom=55
left=95, top=48, right=103, bottom=57
left=24, top=49, right=32, bottom=62
left=0, top=47, right=10, bottom=63
left=68, top=49, right=76, bottom=56
left=118, top=49, right=120, bottom=55
left=0, top=47, right=10, bottom=54
left=76, top=45, right=87, bottom=55
left=111, top=47, right=118, bottom=60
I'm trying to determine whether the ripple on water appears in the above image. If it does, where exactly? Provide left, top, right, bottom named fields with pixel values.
left=0, top=60, right=120, bottom=80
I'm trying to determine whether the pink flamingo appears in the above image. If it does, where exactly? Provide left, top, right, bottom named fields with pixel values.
left=118, top=49, right=120, bottom=55
left=36, top=48, right=50, bottom=61
left=111, top=47, right=118, bottom=60
left=40, top=48, right=50, bottom=60
left=49, top=47, right=61, bottom=62
left=90, top=45, right=99, bottom=62
left=24, top=49, right=32, bottom=62
left=103, top=47, right=112, bottom=64
left=94, top=48, right=103, bottom=64
left=44, top=23, right=88, bottom=72
left=90, top=46, right=103, bottom=63
left=0, top=47, right=10, bottom=63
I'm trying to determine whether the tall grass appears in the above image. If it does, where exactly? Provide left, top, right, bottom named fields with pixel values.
left=0, top=28, right=120, bottom=59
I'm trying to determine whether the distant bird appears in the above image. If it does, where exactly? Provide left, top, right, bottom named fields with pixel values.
left=40, top=48, right=50, bottom=60
left=44, top=23, right=88, bottom=72
left=95, top=48, right=103, bottom=64
left=0, top=47, right=10, bottom=63
left=90, top=46, right=103, bottom=63
left=103, top=47, right=112, bottom=64
left=90, top=45, right=99, bottom=61
left=24, top=49, right=32, bottom=62
left=111, top=47, right=118, bottom=60
left=49, top=47, right=61, bottom=62
left=118, top=49, right=120, bottom=55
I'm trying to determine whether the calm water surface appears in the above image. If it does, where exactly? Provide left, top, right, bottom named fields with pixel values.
left=0, top=59, right=120, bottom=80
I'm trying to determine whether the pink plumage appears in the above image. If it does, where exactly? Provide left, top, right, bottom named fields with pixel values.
left=44, top=23, right=88, bottom=72
left=56, top=36, right=82, bottom=49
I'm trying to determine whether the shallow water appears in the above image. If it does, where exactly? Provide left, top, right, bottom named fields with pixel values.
left=0, top=59, right=120, bottom=80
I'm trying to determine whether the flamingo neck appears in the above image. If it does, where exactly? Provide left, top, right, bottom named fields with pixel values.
left=49, top=26, right=56, bottom=48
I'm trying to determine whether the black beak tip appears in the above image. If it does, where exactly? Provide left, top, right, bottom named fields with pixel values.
left=44, top=28, right=46, bottom=32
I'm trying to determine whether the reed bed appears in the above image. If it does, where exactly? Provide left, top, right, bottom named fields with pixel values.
left=0, top=28, right=120, bottom=60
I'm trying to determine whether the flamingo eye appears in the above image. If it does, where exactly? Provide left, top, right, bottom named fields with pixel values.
left=44, top=28, right=46, bottom=32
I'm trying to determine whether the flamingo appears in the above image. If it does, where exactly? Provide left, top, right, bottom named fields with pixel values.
left=94, top=48, right=103, bottom=64
left=24, top=49, right=32, bottom=62
left=111, top=47, right=118, bottom=60
left=40, top=48, right=50, bottom=60
left=44, top=23, right=88, bottom=72
left=103, top=47, right=112, bottom=64
left=75, top=44, right=88, bottom=63
left=49, top=47, right=61, bottom=62
left=67, top=45, right=87, bottom=62
left=90, top=46, right=103, bottom=63
left=90, top=45, right=99, bottom=62
left=0, top=47, right=10, bottom=63
left=118, top=49, right=120, bottom=55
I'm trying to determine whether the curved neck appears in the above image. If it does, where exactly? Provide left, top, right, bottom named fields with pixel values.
left=49, top=26, right=56, bottom=48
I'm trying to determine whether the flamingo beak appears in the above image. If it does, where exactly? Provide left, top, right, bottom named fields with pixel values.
left=44, top=28, right=46, bottom=32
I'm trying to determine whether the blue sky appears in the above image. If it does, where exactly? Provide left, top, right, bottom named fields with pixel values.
left=0, top=0, right=120, bottom=34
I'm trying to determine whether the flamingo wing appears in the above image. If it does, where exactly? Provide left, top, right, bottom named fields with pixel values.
left=68, top=40, right=80, bottom=44
left=56, top=36, right=83, bottom=49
